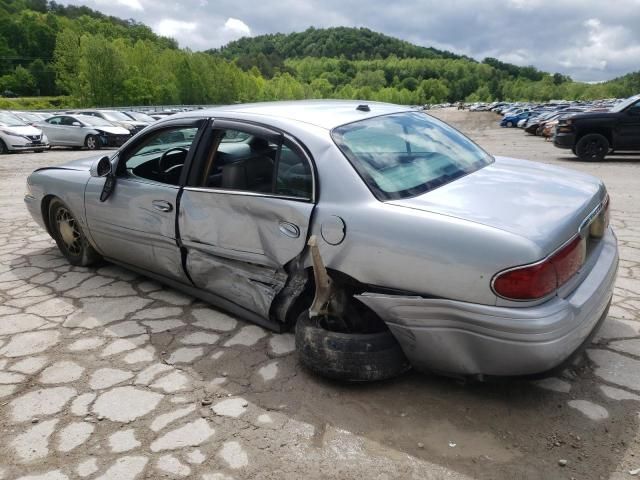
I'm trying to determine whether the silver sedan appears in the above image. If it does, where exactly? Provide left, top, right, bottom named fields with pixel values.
left=24, top=100, right=618, bottom=381
left=36, top=114, right=131, bottom=150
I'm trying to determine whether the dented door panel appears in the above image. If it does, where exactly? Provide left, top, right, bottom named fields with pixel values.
left=179, top=188, right=314, bottom=318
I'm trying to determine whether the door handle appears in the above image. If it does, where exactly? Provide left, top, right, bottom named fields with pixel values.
left=152, top=200, right=173, bottom=212
left=278, top=221, right=300, bottom=238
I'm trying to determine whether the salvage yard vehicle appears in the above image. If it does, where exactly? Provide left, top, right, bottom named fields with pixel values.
left=554, top=93, right=640, bottom=161
left=0, top=110, right=49, bottom=153
left=36, top=114, right=131, bottom=150
left=68, top=109, right=150, bottom=135
left=24, top=100, right=618, bottom=381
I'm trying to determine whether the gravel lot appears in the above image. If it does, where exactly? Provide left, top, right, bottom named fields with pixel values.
left=0, top=109, right=638, bottom=480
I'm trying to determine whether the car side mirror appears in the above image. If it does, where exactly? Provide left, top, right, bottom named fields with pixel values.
left=95, top=156, right=112, bottom=177
left=90, top=156, right=116, bottom=202
left=72, top=122, right=81, bottom=127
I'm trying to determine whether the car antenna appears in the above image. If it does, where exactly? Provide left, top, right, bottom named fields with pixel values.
left=356, top=104, right=370, bottom=112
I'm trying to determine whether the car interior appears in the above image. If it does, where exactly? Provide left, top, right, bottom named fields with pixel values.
left=200, top=130, right=313, bottom=199
left=121, top=126, right=312, bottom=198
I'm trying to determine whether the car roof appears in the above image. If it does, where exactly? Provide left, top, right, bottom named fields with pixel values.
left=171, top=100, right=412, bottom=130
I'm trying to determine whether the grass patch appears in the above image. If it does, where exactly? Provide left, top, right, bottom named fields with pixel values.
left=0, top=96, right=73, bottom=110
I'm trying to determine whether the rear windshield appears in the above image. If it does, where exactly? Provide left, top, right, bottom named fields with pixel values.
left=332, top=112, right=493, bottom=201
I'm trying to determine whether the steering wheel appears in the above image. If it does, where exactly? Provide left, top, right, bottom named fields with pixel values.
left=158, top=147, right=189, bottom=181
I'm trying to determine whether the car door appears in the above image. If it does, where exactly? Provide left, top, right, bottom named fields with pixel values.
left=84, top=118, right=206, bottom=282
left=616, top=100, right=640, bottom=149
left=42, top=116, right=63, bottom=143
left=59, top=116, right=80, bottom=145
left=179, top=120, right=315, bottom=321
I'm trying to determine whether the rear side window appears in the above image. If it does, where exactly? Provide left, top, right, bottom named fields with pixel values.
left=201, top=129, right=313, bottom=200
left=332, top=112, right=493, bottom=201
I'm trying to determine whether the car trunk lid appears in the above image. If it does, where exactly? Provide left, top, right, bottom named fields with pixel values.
left=388, top=156, right=605, bottom=256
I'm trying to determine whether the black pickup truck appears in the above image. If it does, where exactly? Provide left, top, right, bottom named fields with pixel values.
left=554, top=94, right=640, bottom=161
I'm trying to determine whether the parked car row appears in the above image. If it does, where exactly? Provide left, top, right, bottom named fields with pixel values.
left=0, top=109, right=171, bottom=154
left=464, top=96, right=640, bottom=161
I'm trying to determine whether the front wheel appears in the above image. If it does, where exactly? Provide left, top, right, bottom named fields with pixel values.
left=506, top=121, right=513, bottom=127
left=49, top=199, right=101, bottom=266
left=295, top=311, right=410, bottom=382
left=575, top=134, right=609, bottom=162
left=85, top=134, right=100, bottom=150
left=0, top=139, right=7, bottom=154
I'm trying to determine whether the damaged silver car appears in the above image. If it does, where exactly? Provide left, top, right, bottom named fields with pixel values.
left=24, top=100, right=618, bottom=381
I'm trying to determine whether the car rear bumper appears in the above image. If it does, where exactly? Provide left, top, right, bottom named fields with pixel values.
left=356, top=228, right=618, bottom=376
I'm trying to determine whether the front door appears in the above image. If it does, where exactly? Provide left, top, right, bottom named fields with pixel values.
left=84, top=119, right=205, bottom=282
left=616, top=100, right=640, bottom=149
left=179, top=121, right=315, bottom=320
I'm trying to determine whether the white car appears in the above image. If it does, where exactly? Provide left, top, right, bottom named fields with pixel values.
left=0, top=111, right=49, bottom=154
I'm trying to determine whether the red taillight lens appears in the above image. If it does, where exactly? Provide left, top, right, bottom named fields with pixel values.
left=552, top=236, right=586, bottom=286
left=493, top=236, right=586, bottom=301
left=493, top=261, right=557, bottom=300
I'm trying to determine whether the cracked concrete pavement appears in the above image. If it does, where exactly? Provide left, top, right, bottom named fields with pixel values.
left=0, top=109, right=638, bottom=480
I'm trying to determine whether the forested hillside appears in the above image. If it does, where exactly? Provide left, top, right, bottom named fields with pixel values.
left=0, top=1, right=637, bottom=108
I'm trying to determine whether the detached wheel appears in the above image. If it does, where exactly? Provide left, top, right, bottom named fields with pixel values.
left=576, top=134, right=609, bottom=161
left=49, top=199, right=101, bottom=266
left=295, top=311, right=410, bottom=382
left=85, top=134, right=100, bottom=150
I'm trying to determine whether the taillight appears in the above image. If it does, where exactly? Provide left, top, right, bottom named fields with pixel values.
left=493, top=236, right=586, bottom=301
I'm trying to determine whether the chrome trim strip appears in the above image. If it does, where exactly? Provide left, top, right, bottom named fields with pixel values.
left=182, top=186, right=312, bottom=203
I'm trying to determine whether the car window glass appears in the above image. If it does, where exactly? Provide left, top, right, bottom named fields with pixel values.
left=276, top=145, right=312, bottom=199
left=121, top=126, right=198, bottom=186
left=47, top=117, right=61, bottom=125
left=203, top=129, right=276, bottom=193
left=333, top=111, right=493, bottom=201
left=201, top=129, right=312, bottom=199
left=61, top=117, right=76, bottom=126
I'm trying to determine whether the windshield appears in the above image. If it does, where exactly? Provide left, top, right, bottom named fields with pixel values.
left=332, top=112, right=493, bottom=201
left=101, top=111, right=132, bottom=122
left=16, top=112, right=41, bottom=123
left=610, top=94, right=640, bottom=113
left=126, top=112, right=155, bottom=122
left=76, top=115, right=114, bottom=127
left=0, top=112, right=27, bottom=127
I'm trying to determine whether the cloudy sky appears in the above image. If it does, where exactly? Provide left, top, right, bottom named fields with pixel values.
left=61, top=0, right=640, bottom=82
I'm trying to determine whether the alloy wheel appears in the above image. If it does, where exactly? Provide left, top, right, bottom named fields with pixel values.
left=56, top=207, right=82, bottom=255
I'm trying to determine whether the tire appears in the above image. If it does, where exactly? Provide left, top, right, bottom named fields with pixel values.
left=295, top=311, right=411, bottom=382
left=85, top=134, right=100, bottom=150
left=49, top=198, right=101, bottom=266
left=506, top=121, right=513, bottom=127
left=34, top=149, right=45, bottom=153
left=575, top=134, right=609, bottom=162
left=0, top=139, right=7, bottom=154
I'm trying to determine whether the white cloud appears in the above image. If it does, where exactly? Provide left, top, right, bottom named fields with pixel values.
left=223, top=18, right=251, bottom=38
left=94, top=0, right=143, bottom=11
left=155, top=19, right=198, bottom=38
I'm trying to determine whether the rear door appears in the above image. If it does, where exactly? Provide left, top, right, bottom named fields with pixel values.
left=616, top=100, right=640, bottom=149
left=179, top=120, right=315, bottom=320
left=42, top=116, right=63, bottom=143
left=85, top=118, right=206, bottom=282
left=59, top=116, right=79, bottom=144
